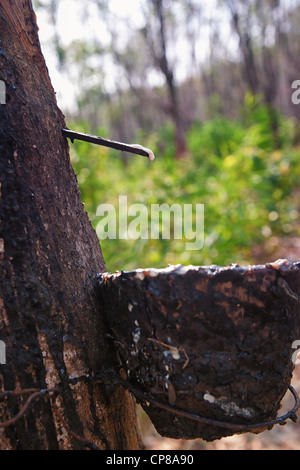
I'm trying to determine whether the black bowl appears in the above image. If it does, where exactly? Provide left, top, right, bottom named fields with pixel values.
left=97, top=260, right=300, bottom=441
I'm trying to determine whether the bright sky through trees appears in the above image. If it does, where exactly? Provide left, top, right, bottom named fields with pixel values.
left=35, top=0, right=227, bottom=111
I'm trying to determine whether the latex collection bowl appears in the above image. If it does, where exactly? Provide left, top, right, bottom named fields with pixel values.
left=97, top=260, right=300, bottom=441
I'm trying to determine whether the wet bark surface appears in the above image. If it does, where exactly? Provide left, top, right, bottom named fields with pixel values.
left=97, top=261, right=300, bottom=441
left=0, top=0, right=140, bottom=450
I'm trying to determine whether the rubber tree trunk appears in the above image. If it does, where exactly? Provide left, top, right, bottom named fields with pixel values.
left=0, top=0, right=141, bottom=450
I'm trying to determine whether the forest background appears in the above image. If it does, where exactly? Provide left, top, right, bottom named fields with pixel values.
left=34, top=0, right=300, bottom=273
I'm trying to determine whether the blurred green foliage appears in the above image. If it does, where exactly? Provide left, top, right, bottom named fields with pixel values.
left=69, top=96, right=300, bottom=272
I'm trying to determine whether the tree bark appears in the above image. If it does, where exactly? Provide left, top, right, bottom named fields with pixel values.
left=0, top=0, right=141, bottom=450
left=226, top=0, right=259, bottom=96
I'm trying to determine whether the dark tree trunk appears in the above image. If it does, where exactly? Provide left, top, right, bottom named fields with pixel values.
left=150, top=0, right=188, bottom=159
left=0, top=0, right=141, bottom=450
left=225, top=1, right=259, bottom=96
left=225, top=0, right=281, bottom=147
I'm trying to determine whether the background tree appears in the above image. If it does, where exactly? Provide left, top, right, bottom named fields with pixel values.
left=140, top=0, right=188, bottom=159
left=223, top=0, right=290, bottom=145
